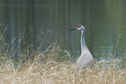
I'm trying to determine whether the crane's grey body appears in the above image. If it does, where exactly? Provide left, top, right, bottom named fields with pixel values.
left=76, top=29, right=93, bottom=68
left=70, top=25, right=93, bottom=69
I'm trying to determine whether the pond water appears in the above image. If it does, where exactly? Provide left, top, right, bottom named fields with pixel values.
left=0, top=0, right=126, bottom=61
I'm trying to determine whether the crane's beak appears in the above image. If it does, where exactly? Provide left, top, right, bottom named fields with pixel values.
left=70, top=28, right=77, bottom=31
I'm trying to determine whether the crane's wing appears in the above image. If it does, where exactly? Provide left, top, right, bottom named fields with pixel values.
left=76, top=49, right=93, bottom=68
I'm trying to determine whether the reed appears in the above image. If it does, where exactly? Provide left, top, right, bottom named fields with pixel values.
left=0, top=25, right=126, bottom=84
left=0, top=45, right=126, bottom=84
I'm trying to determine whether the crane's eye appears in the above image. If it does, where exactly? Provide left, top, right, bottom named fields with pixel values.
left=77, top=25, right=81, bottom=28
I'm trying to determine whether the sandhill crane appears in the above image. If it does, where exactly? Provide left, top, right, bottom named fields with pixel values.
left=70, top=25, right=93, bottom=69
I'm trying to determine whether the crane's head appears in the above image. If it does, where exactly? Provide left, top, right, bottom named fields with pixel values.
left=70, top=25, right=85, bottom=31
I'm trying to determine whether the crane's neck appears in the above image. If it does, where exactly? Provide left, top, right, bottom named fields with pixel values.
left=81, top=30, right=87, bottom=53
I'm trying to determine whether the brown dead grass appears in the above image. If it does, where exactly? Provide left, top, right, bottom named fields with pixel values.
left=0, top=55, right=126, bottom=84
left=0, top=45, right=126, bottom=84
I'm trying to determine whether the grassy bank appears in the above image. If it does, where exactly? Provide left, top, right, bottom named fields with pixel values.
left=0, top=46, right=126, bottom=84
left=0, top=58, right=126, bottom=84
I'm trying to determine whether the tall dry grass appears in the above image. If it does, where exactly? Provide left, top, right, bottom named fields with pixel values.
left=0, top=45, right=126, bottom=84
left=0, top=26, right=126, bottom=84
